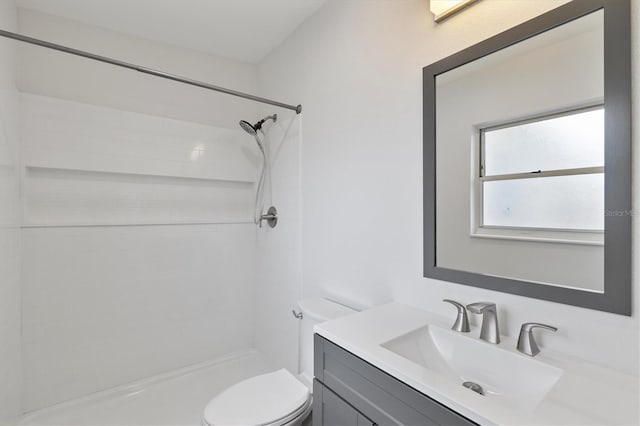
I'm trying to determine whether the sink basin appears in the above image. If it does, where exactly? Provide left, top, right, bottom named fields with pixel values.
left=381, top=325, right=563, bottom=412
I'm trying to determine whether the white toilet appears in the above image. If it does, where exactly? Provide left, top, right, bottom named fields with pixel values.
left=202, top=298, right=355, bottom=426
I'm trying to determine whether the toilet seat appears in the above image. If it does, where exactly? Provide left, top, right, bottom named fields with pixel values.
left=203, top=369, right=311, bottom=426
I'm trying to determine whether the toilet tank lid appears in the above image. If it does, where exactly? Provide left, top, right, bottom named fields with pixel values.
left=297, top=298, right=356, bottom=322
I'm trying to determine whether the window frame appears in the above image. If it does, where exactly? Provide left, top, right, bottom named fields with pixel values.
left=472, top=105, right=605, bottom=244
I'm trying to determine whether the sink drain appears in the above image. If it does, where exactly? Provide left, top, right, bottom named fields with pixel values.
left=462, top=381, right=484, bottom=395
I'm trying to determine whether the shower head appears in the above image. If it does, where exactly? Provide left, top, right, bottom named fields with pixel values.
left=239, top=114, right=278, bottom=137
left=239, top=120, right=257, bottom=137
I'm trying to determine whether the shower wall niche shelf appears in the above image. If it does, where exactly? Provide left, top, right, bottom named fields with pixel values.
left=19, top=93, right=261, bottom=228
left=23, top=166, right=254, bottom=227
left=21, top=221, right=253, bottom=229
left=20, top=93, right=259, bottom=184
left=23, top=165, right=256, bottom=185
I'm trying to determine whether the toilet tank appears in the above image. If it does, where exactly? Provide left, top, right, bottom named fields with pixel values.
left=297, top=298, right=356, bottom=386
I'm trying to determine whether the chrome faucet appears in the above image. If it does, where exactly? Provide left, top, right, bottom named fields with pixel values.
left=442, top=299, right=470, bottom=332
left=517, top=323, right=557, bottom=357
left=466, top=302, right=500, bottom=344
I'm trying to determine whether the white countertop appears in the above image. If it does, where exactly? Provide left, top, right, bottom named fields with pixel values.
left=314, top=303, right=639, bottom=426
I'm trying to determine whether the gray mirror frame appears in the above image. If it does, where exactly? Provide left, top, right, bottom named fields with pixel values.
left=423, top=0, right=631, bottom=315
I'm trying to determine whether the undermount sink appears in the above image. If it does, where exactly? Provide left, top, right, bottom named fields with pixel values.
left=381, top=324, right=564, bottom=412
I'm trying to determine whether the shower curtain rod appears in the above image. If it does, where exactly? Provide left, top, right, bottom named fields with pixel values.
left=0, top=29, right=302, bottom=114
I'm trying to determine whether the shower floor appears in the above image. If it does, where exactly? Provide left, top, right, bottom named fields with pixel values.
left=17, top=351, right=273, bottom=426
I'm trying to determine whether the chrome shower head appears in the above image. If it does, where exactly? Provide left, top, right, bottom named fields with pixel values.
left=238, top=114, right=278, bottom=136
left=239, top=119, right=264, bottom=155
left=239, top=120, right=257, bottom=137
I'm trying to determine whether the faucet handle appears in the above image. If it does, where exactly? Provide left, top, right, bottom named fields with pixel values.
left=517, top=322, right=557, bottom=357
left=521, top=322, right=558, bottom=333
left=443, top=299, right=470, bottom=332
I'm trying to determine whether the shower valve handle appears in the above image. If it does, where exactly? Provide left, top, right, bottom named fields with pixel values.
left=259, top=206, right=278, bottom=228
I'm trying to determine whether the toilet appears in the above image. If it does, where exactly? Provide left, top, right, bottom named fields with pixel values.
left=202, top=298, right=355, bottom=426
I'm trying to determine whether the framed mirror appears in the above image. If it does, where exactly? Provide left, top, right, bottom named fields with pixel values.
left=423, top=0, right=631, bottom=315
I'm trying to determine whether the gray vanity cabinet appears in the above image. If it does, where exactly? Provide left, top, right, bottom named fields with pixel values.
left=313, top=335, right=477, bottom=426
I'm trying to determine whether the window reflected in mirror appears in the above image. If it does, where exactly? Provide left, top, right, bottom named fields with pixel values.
left=479, top=107, right=604, bottom=235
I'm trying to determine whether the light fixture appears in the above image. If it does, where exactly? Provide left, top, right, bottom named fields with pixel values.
left=430, top=0, right=478, bottom=23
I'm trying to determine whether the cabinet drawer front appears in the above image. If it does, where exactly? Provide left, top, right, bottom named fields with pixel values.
left=314, top=335, right=477, bottom=426
left=313, top=380, right=375, bottom=426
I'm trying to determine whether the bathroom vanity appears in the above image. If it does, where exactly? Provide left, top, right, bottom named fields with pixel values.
left=312, top=303, right=639, bottom=426
left=313, top=334, right=476, bottom=425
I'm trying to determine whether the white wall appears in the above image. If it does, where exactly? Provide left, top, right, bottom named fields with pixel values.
left=253, top=112, right=303, bottom=374
left=0, top=0, right=22, bottom=422
left=21, top=224, right=256, bottom=412
left=17, top=8, right=258, bottom=129
left=258, top=0, right=640, bottom=376
left=17, top=9, right=262, bottom=411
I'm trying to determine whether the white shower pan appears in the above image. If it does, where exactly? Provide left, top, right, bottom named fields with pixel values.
left=17, top=351, right=272, bottom=426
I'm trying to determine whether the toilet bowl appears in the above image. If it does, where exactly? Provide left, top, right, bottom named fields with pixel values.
left=202, top=298, right=355, bottom=426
